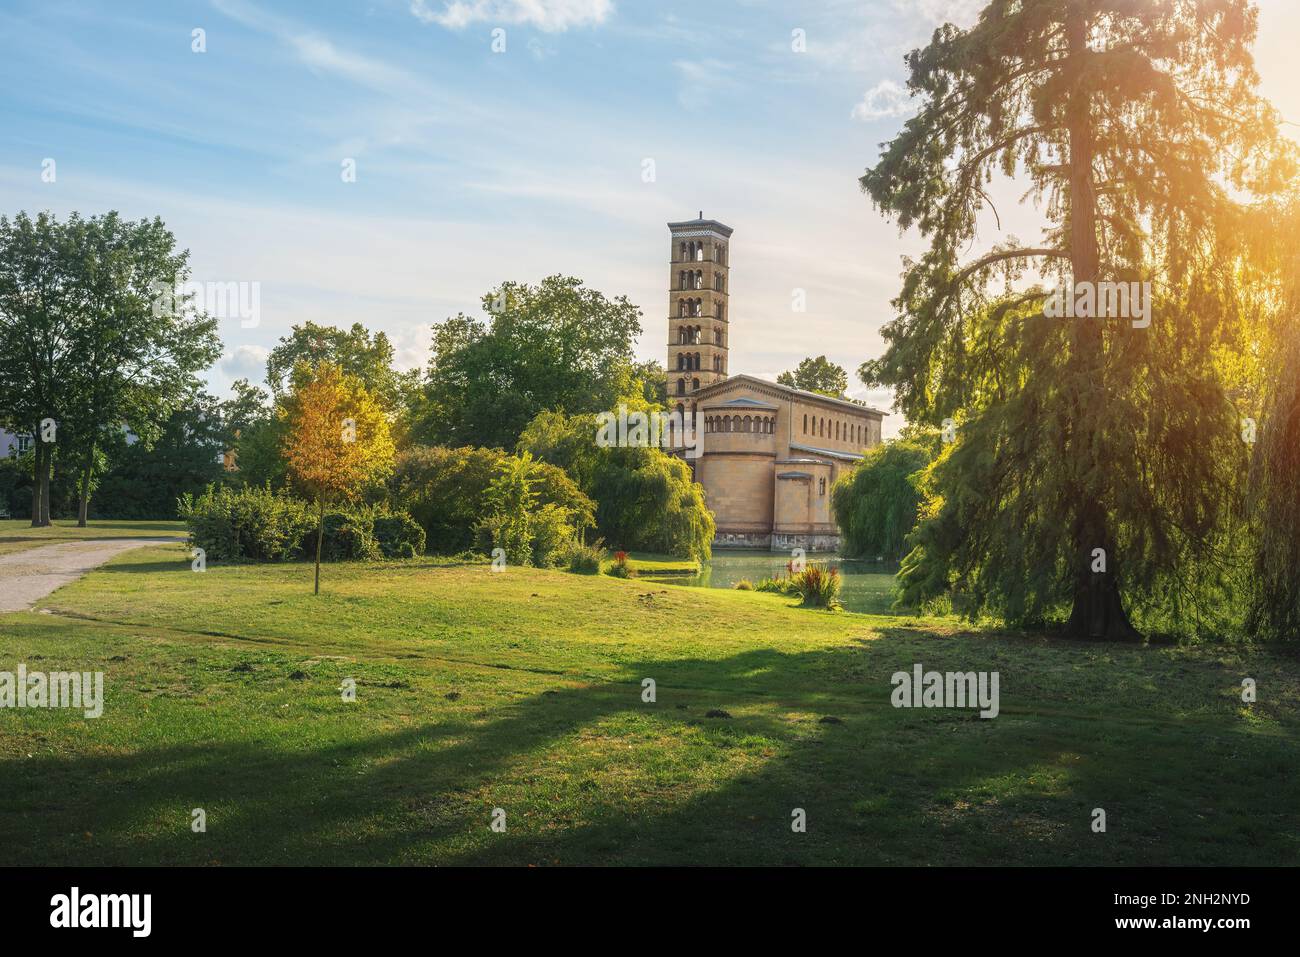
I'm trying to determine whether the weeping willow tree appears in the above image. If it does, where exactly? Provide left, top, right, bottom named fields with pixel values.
left=1246, top=197, right=1300, bottom=640
left=860, top=0, right=1293, bottom=639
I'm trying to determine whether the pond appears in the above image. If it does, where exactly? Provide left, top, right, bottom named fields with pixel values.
left=651, top=549, right=902, bottom=615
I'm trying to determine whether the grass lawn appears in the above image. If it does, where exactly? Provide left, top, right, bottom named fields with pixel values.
left=1, top=539, right=1298, bottom=866
left=0, top=518, right=186, bottom=558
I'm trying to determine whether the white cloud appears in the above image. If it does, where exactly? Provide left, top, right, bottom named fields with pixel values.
left=851, top=79, right=915, bottom=121
left=221, top=345, right=271, bottom=382
left=410, top=0, right=613, bottom=32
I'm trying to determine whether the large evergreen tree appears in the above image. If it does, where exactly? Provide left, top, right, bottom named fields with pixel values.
left=859, top=0, right=1292, bottom=639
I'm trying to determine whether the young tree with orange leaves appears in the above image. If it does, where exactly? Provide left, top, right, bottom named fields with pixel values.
left=283, top=361, right=394, bottom=594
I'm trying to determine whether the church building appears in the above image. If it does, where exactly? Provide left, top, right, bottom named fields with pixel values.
left=665, top=215, right=885, bottom=551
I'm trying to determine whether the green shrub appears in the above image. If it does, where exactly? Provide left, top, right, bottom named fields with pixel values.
left=606, top=550, right=634, bottom=578
left=755, top=575, right=798, bottom=595
left=529, top=502, right=578, bottom=567
left=180, top=486, right=423, bottom=564
left=518, top=410, right=714, bottom=561
left=390, top=445, right=594, bottom=555
left=563, top=540, right=605, bottom=574
left=474, top=512, right=532, bottom=566
left=734, top=578, right=754, bottom=591
left=372, top=513, right=426, bottom=559
left=793, top=565, right=842, bottom=609
left=179, top=485, right=314, bottom=562
left=310, top=511, right=381, bottom=562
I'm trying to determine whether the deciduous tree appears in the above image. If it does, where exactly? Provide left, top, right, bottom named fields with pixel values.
left=283, top=362, right=394, bottom=594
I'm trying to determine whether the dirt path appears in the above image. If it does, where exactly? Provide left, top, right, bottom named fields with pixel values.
left=0, top=538, right=184, bottom=612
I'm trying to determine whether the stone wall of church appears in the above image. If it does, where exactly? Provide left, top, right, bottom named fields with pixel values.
left=695, top=449, right=775, bottom=536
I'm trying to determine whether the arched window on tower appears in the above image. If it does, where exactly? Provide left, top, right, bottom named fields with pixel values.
left=694, top=270, right=703, bottom=290
left=696, top=244, right=705, bottom=262
left=717, top=303, right=725, bottom=322
left=679, top=242, right=687, bottom=262
left=692, top=378, right=699, bottom=391
left=803, top=413, right=808, bottom=433
left=677, top=379, right=686, bottom=396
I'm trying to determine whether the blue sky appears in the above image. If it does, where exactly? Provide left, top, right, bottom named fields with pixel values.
left=2, top=0, right=1298, bottom=437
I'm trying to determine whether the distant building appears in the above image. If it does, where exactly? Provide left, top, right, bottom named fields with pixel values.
left=664, top=216, right=885, bottom=551
left=0, top=429, right=34, bottom=457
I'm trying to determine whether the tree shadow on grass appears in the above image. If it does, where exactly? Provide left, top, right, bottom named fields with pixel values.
left=5, top=637, right=1299, bottom=866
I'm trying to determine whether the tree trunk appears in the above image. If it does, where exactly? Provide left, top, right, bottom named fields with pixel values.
left=314, top=497, right=324, bottom=595
left=29, top=438, right=42, bottom=527
left=39, top=443, right=51, bottom=526
left=77, top=442, right=95, bottom=527
left=1062, top=5, right=1140, bottom=642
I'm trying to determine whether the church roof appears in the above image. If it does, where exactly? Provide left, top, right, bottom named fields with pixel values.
left=789, top=442, right=866, bottom=463
left=693, top=374, right=887, bottom=417
left=701, top=396, right=780, bottom=411
left=667, top=215, right=734, bottom=237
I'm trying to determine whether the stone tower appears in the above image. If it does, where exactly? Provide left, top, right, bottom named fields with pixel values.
left=667, top=213, right=732, bottom=424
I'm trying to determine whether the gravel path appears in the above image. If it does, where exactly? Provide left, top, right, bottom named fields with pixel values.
left=0, top=537, right=184, bottom=612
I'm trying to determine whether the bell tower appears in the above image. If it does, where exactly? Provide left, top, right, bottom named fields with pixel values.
left=667, top=213, right=732, bottom=424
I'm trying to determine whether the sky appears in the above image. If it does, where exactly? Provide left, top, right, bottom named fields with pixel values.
left=2, top=0, right=1298, bottom=439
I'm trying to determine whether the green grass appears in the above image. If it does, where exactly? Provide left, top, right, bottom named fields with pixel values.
left=1, top=541, right=1297, bottom=865
left=0, top=519, right=185, bottom=557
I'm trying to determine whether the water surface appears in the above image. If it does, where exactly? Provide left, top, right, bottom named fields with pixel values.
left=654, top=550, right=901, bottom=615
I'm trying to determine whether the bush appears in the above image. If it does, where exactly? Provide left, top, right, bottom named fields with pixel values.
left=606, top=550, right=634, bottom=578
left=528, top=502, right=578, bottom=567
left=563, top=540, right=605, bottom=574
left=309, top=511, right=380, bottom=562
left=179, top=485, right=315, bottom=562
left=390, top=445, right=593, bottom=555
left=518, top=410, right=714, bottom=561
left=474, top=512, right=532, bottom=566
left=372, top=513, right=426, bottom=559
left=179, top=486, right=424, bottom=563
left=755, top=575, right=798, bottom=595
left=733, top=578, right=754, bottom=591
left=793, top=565, right=842, bottom=609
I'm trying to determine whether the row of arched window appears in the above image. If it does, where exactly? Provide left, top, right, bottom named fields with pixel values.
left=676, top=325, right=724, bottom=346
left=803, top=413, right=866, bottom=445
left=677, top=241, right=727, bottom=265
left=678, top=354, right=722, bottom=372
left=677, top=270, right=726, bottom=293
left=677, top=298, right=724, bottom=321
left=705, top=415, right=775, bottom=435
left=676, top=378, right=700, bottom=395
